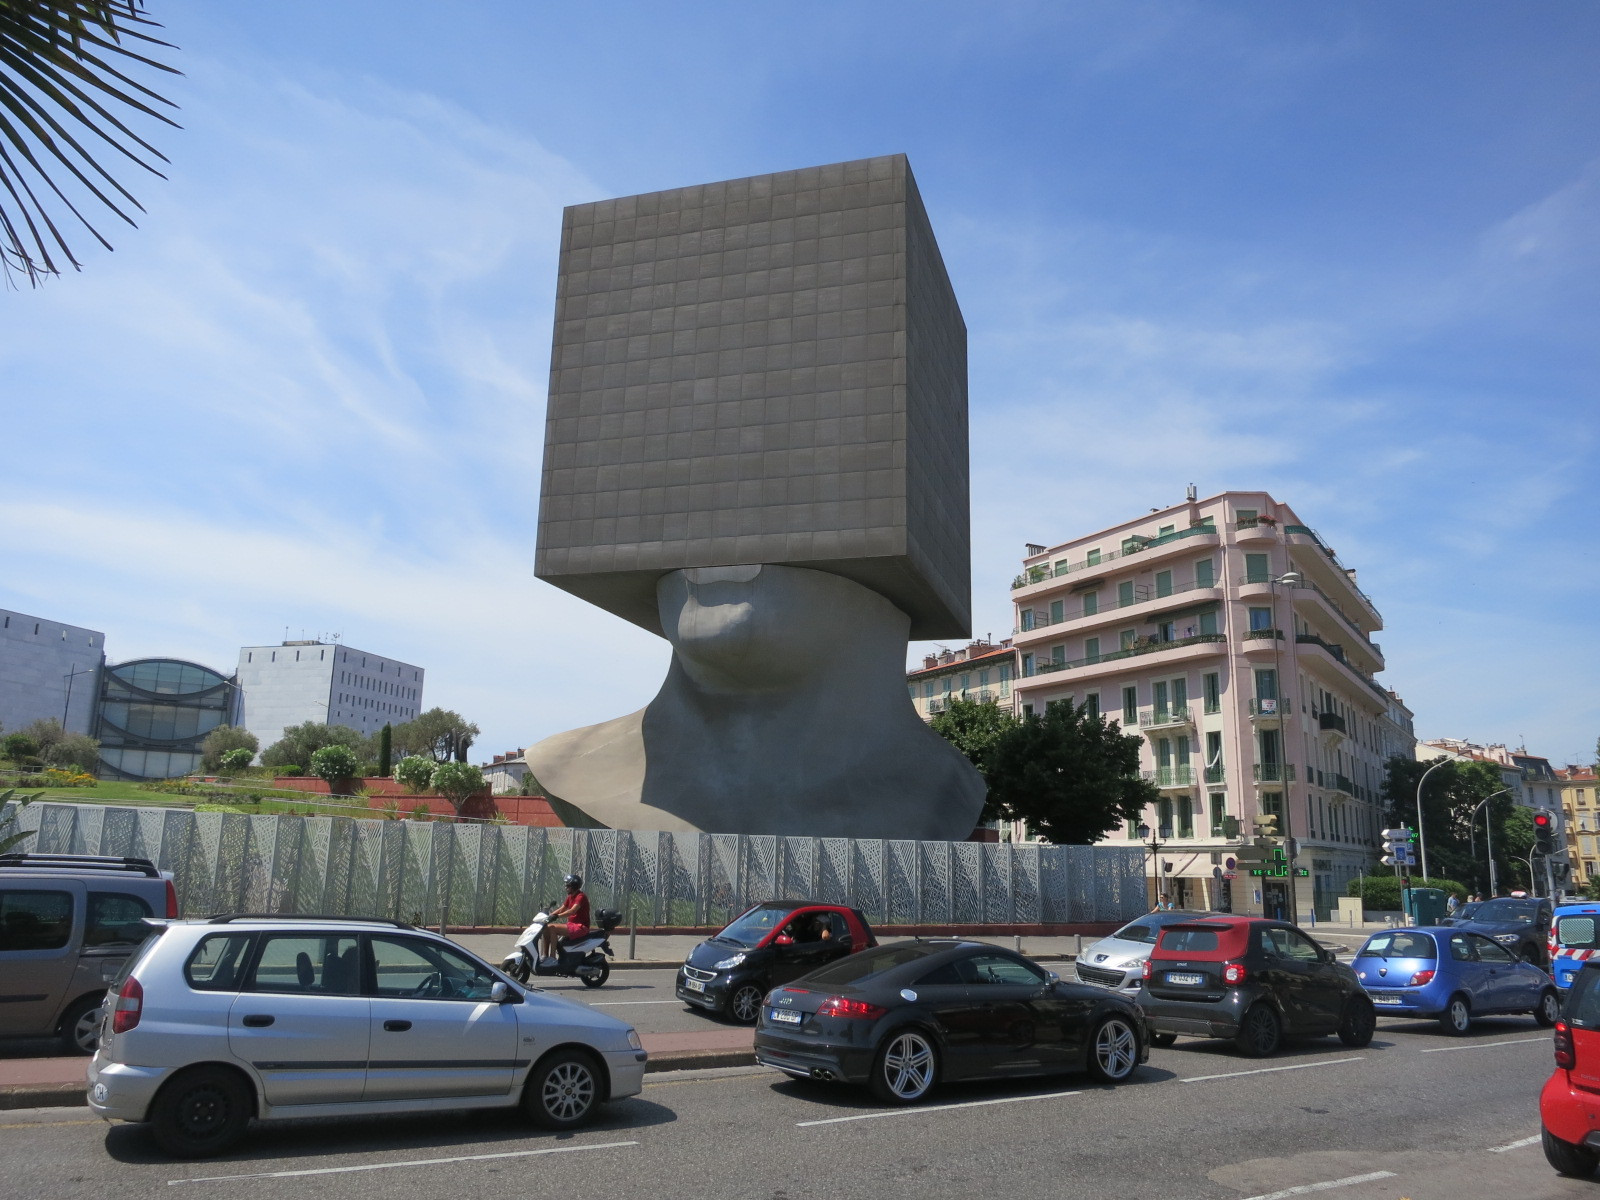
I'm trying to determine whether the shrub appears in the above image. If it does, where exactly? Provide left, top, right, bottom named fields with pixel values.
left=200, top=725, right=259, bottom=772
left=395, top=755, right=436, bottom=793
left=377, top=798, right=400, bottom=821
left=406, top=802, right=431, bottom=822
left=431, top=761, right=486, bottom=812
left=1346, top=875, right=1468, bottom=911
left=219, top=747, right=254, bottom=772
left=277, top=765, right=304, bottom=777
left=2, top=733, right=38, bottom=762
left=310, top=744, right=361, bottom=792
left=41, top=768, right=95, bottom=788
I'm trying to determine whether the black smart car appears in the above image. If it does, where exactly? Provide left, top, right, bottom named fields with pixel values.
left=677, top=900, right=877, bottom=1023
left=755, top=939, right=1148, bottom=1103
left=1137, top=917, right=1374, bottom=1057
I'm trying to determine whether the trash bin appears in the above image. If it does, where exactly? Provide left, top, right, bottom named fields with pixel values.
left=1404, top=887, right=1447, bottom=926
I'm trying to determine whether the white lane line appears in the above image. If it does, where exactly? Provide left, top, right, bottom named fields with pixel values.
left=587, top=999, right=684, bottom=1006
left=1181, top=1058, right=1360, bottom=1084
left=1238, top=1171, right=1396, bottom=1200
left=1487, top=1134, right=1540, bottom=1153
left=796, top=1089, right=1082, bottom=1127
left=167, top=1139, right=638, bottom=1185
left=1418, top=1037, right=1548, bottom=1054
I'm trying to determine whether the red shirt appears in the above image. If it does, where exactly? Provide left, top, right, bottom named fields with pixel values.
left=565, top=892, right=591, bottom=936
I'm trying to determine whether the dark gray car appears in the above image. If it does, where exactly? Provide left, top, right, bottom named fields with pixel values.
left=0, top=853, right=176, bottom=1053
left=1449, top=897, right=1553, bottom=967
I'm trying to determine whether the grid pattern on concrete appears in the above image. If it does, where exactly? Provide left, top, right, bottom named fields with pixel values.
left=535, top=154, right=970, bottom=638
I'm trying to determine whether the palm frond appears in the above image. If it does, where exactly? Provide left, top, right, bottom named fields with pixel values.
left=0, top=0, right=180, bottom=286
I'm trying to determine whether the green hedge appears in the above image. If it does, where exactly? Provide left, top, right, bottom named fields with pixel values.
left=1346, top=875, right=1468, bottom=910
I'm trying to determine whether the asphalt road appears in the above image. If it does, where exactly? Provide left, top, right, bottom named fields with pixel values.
left=1, top=1012, right=1589, bottom=1200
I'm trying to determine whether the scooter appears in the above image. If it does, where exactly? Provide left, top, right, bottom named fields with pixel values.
left=502, top=906, right=621, bottom=988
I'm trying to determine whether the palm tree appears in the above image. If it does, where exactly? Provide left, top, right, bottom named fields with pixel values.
left=0, top=1, right=179, bottom=285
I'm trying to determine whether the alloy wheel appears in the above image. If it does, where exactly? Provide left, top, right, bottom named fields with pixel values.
left=881, top=1032, right=936, bottom=1101
left=1237, top=1005, right=1281, bottom=1056
left=540, top=1060, right=596, bottom=1123
left=70, top=1006, right=101, bottom=1054
left=730, top=985, right=764, bottom=1024
left=1091, top=1017, right=1138, bottom=1081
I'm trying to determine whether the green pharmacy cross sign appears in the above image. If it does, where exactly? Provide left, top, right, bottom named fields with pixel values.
left=1248, top=846, right=1310, bottom=879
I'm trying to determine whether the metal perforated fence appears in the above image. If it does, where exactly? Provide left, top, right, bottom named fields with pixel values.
left=2, top=801, right=1146, bottom=927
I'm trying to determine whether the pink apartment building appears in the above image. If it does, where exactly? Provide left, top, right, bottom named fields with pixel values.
left=1010, top=490, right=1406, bottom=921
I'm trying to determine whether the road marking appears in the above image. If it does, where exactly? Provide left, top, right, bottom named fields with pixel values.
left=1181, top=1058, right=1360, bottom=1084
left=1418, top=1037, right=1547, bottom=1053
left=587, top=999, right=684, bottom=1006
left=1487, top=1134, right=1540, bottom=1153
left=167, top=1139, right=638, bottom=1185
left=796, top=1089, right=1081, bottom=1126
left=1238, top=1171, right=1396, bottom=1200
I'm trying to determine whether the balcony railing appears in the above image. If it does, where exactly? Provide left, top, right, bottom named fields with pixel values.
left=1205, top=764, right=1226, bottom=785
left=1243, top=628, right=1285, bottom=642
left=1331, top=773, right=1355, bottom=795
left=1253, top=763, right=1296, bottom=783
left=1283, top=525, right=1382, bottom=618
left=1139, top=707, right=1194, bottom=730
left=1025, top=632, right=1227, bottom=677
left=1236, top=516, right=1278, bottom=530
left=1248, top=698, right=1282, bottom=719
left=1011, top=524, right=1219, bottom=590
left=1144, top=765, right=1197, bottom=789
left=1318, top=711, right=1348, bottom=735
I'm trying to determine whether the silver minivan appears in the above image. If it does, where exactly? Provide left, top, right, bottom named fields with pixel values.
left=0, top=853, right=176, bottom=1053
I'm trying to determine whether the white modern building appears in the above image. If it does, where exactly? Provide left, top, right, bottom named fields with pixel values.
left=0, top=607, right=105, bottom=737
left=1010, top=489, right=1401, bottom=921
left=235, top=640, right=425, bottom=754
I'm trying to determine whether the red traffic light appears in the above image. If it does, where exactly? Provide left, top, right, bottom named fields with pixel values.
left=1535, top=812, right=1553, bottom=828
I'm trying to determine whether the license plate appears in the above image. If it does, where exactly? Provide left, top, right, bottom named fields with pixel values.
left=1371, top=994, right=1403, bottom=1005
left=683, top=978, right=705, bottom=993
left=770, top=1009, right=802, bottom=1024
left=1165, top=972, right=1204, bottom=986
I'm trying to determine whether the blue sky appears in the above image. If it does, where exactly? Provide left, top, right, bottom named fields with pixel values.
left=3, top=2, right=1596, bottom=766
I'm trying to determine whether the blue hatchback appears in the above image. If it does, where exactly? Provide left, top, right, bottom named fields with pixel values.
left=1352, top=925, right=1560, bottom=1035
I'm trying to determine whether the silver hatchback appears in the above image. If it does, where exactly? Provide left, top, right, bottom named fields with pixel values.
left=1074, top=910, right=1226, bottom=995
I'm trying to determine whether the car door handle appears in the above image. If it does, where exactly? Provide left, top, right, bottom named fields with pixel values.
left=241, top=1014, right=275, bottom=1028
left=383, top=1019, right=412, bottom=1032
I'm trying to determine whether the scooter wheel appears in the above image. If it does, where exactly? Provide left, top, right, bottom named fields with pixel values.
left=579, top=960, right=610, bottom=988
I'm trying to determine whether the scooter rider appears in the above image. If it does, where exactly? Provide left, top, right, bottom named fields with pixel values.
left=541, top=874, right=591, bottom=962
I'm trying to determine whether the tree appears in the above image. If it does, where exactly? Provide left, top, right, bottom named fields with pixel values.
left=46, top=731, right=98, bottom=772
left=929, top=697, right=1016, bottom=821
left=1501, top=807, right=1538, bottom=891
left=2, top=731, right=38, bottom=762
left=261, top=722, right=362, bottom=770
left=377, top=722, right=393, bottom=777
left=309, top=744, right=360, bottom=793
left=392, top=708, right=479, bottom=764
left=430, top=761, right=485, bottom=814
left=980, top=699, right=1158, bottom=844
left=219, top=747, right=252, bottom=772
left=1381, top=756, right=1516, bottom=895
left=0, top=2, right=181, bottom=285
left=394, top=755, right=435, bottom=793
left=199, top=724, right=258, bottom=771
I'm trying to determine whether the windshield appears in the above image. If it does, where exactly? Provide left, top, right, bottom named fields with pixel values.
left=713, top=905, right=793, bottom=948
left=1110, top=922, right=1157, bottom=945
left=1474, top=899, right=1540, bottom=924
left=1358, top=931, right=1437, bottom=959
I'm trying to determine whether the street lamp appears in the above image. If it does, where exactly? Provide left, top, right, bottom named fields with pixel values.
left=1414, top=758, right=1447, bottom=881
left=1267, top=569, right=1302, bottom=920
left=1137, top=822, right=1166, bottom=909
left=1469, top=788, right=1511, bottom=898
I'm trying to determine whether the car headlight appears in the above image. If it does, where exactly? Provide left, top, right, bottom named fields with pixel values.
left=626, top=1029, right=643, bottom=1051
left=714, top=953, right=746, bottom=970
left=1494, top=934, right=1519, bottom=944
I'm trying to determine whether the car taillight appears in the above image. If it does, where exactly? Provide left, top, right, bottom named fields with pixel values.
left=816, top=995, right=887, bottom=1020
left=164, top=879, right=178, bottom=918
left=111, top=976, right=143, bottom=1034
left=1555, top=1021, right=1576, bottom=1070
left=1142, top=960, right=1152, bottom=980
left=1222, top=962, right=1247, bottom=986
left=1409, top=969, right=1436, bottom=987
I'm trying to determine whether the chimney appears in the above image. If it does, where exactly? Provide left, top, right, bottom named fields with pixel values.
left=922, top=654, right=937, bottom=670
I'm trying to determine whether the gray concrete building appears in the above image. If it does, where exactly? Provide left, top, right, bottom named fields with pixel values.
left=0, top=607, right=105, bottom=737
left=235, top=640, right=424, bottom=755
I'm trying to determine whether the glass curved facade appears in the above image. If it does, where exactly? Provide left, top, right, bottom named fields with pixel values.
left=95, top=658, right=235, bottom=780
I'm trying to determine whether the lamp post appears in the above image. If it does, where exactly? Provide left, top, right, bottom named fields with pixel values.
left=1414, top=758, right=1447, bottom=882
left=1469, top=788, right=1510, bottom=898
left=1138, top=822, right=1166, bottom=909
left=1267, top=569, right=1302, bottom=921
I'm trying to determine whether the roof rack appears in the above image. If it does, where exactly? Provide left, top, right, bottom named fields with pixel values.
left=204, top=913, right=416, bottom=930
left=0, top=853, right=160, bottom=878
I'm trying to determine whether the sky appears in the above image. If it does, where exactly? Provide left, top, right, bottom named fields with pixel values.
left=3, top=1, right=1597, bottom=767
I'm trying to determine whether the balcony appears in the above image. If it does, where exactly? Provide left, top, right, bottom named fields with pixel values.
left=1295, top=632, right=1390, bottom=706
left=1318, top=710, right=1348, bottom=741
left=1248, top=698, right=1283, bottom=725
left=1021, top=632, right=1227, bottom=681
left=1205, top=764, right=1226, bottom=785
left=1241, top=628, right=1286, bottom=655
left=1253, top=763, right=1296, bottom=784
left=1235, top=516, right=1279, bottom=543
left=1139, top=706, right=1194, bottom=731
left=1143, top=765, right=1198, bottom=791
left=1329, top=773, right=1355, bottom=798
left=1011, top=524, right=1220, bottom=591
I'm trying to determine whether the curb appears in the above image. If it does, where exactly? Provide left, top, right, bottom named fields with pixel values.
left=0, top=1085, right=85, bottom=1111
left=645, top=1048, right=756, bottom=1073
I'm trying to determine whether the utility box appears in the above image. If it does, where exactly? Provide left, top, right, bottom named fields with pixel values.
left=1404, top=887, right=1447, bottom=926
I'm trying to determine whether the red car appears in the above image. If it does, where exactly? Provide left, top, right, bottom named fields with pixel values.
left=1541, top=959, right=1600, bottom=1176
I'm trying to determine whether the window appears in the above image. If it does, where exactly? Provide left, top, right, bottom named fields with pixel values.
left=247, top=934, right=362, bottom=995
left=1158, top=621, right=1177, bottom=642
left=1082, top=591, right=1099, bottom=615
left=0, top=890, right=72, bottom=951
left=978, top=669, right=990, bottom=687
left=1249, top=607, right=1273, bottom=632
left=184, top=933, right=256, bottom=991
left=1120, top=629, right=1137, bottom=650
left=1203, top=673, right=1221, bottom=713
left=1086, top=548, right=1101, bottom=566
left=1195, top=559, right=1215, bottom=588
left=1245, top=553, right=1270, bottom=584
left=1260, top=792, right=1284, bottom=821
left=1255, top=668, right=1278, bottom=701
left=370, top=936, right=498, bottom=1001
left=1022, top=653, right=1034, bottom=677
left=1267, top=928, right=1321, bottom=962
left=1237, top=508, right=1258, bottom=524
left=1199, top=609, right=1219, bottom=636
left=1156, top=570, right=1173, bottom=598
left=1020, top=609, right=1035, bottom=632
left=1159, top=525, right=1174, bottom=536
left=1153, top=680, right=1169, bottom=717
left=1051, top=645, right=1065, bottom=666
left=1085, top=637, right=1100, bottom=663
left=1118, top=581, right=1135, bottom=607
left=1178, top=798, right=1194, bottom=838
left=1122, top=686, right=1137, bottom=725
left=1176, top=734, right=1191, bottom=767
left=923, top=681, right=934, bottom=698
left=85, top=892, right=152, bottom=947
left=1085, top=693, right=1100, bottom=721
left=1049, top=599, right=1064, bottom=624
left=1160, top=927, right=1219, bottom=953
left=962, top=953, right=1049, bottom=986
left=1205, top=730, right=1223, bottom=777
left=1470, top=934, right=1515, bottom=965
left=1209, top=792, right=1226, bottom=837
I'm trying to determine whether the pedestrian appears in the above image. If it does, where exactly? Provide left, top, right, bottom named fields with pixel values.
left=1446, top=893, right=1459, bottom=916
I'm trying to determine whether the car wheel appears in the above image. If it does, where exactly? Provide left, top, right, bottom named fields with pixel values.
left=579, top=960, right=610, bottom=989
left=59, top=994, right=103, bottom=1056
left=1150, top=1031, right=1178, bottom=1048
left=1535, top=988, right=1562, bottom=1028
left=1337, top=996, right=1376, bottom=1048
left=1234, top=1004, right=1282, bottom=1057
left=869, top=1029, right=939, bottom=1104
left=148, top=1066, right=252, bottom=1159
left=727, top=983, right=765, bottom=1025
left=1543, top=1126, right=1600, bottom=1177
left=1439, top=994, right=1472, bottom=1036
left=1086, top=1015, right=1140, bottom=1083
left=524, top=1049, right=602, bottom=1129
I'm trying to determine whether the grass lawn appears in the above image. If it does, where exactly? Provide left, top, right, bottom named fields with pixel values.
left=5, top=780, right=385, bottom=820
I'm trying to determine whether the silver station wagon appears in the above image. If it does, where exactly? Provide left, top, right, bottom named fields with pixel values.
left=88, top=914, right=647, bottom=1157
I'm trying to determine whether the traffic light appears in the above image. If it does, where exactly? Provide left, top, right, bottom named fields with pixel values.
left=1534, top=810, right=1555, bottom=855
left=1381, top=827, right=1415, bottom=868
left=1255, top=813, right=1281, bottom=839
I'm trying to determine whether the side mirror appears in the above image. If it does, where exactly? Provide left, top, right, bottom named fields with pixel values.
left=1047, top=970, right=1061, bottom=982
left=490, top=980, right=514, bottom=1003
left=775, top=934, right=794, bottom=947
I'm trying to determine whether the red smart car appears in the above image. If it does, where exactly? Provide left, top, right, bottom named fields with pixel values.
left=1542, top=958, right=1600, bottom=1176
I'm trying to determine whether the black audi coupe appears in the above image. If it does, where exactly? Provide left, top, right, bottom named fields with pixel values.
left=754, top=939, right=1148, bottom=1104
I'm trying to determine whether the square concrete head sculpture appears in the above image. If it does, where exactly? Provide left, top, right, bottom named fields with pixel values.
left=529, top=155, right=985, bottom=840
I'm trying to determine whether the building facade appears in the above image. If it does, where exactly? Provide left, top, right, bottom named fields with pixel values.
left=480, top=750, right=531, bottom=795
left=235, top=640, right=425, bottom=755
left=1561, top=767, right=1600, bottom=891
left=94, top=658, right=236, bottom=780
left=0, top=607, right=105, bottom=738
left=905, top=640, right=1017, bottom=722
left=1010, top=490, right=1396, bottom=920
